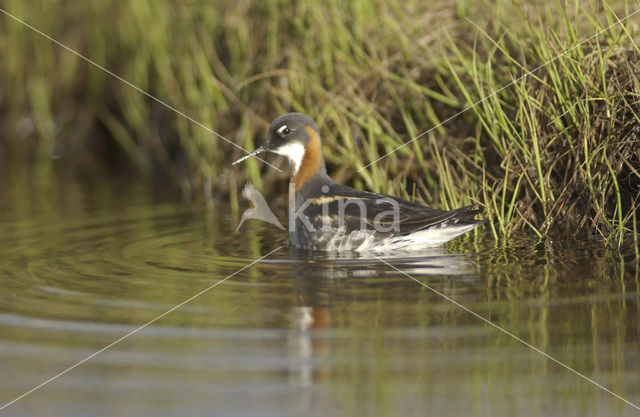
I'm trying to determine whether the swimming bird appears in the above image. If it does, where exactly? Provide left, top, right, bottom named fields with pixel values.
left=233, top=113, right=482, bottom=251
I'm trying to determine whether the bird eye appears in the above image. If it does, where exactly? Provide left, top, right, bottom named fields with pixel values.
left=277, top=125, right=291, bottom=136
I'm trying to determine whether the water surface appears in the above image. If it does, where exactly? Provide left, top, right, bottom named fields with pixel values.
left=0, top=170, right=638, bottom=416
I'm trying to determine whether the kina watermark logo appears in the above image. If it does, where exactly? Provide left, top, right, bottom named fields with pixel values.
left=236, top=184, right=285, bottom=231
left=236, top=183, right=401, bottom=233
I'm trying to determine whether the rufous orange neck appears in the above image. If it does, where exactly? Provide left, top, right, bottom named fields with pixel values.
left=292, top=126, right=323, bottom=191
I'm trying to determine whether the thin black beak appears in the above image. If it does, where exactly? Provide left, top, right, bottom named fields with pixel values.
left=232, top=143, right=270, bottom=165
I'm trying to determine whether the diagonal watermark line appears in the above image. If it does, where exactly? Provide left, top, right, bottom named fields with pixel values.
left=0, top=246, right=283, bottom=412
left=358, top=8, right=640, bottom=172
left=0, top=8, right=283, bottom=173
left=365, top=251, right=640, bottom=412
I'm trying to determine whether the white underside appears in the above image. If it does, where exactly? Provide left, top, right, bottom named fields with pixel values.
left=296, top=222, right=479, bottom=252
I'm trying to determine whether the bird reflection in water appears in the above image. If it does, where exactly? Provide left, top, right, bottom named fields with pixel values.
left=285, top=246, right=478, bottom=389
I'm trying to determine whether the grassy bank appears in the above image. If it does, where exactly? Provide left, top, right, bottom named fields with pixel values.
left=1, top=0, right=639, bottom=244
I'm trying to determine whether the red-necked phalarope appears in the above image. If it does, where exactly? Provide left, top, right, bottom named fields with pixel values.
left=233, top=113, right=482, bottom=251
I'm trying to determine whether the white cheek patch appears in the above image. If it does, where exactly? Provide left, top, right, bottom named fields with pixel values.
left=272, top=142, right=306, bottom=174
